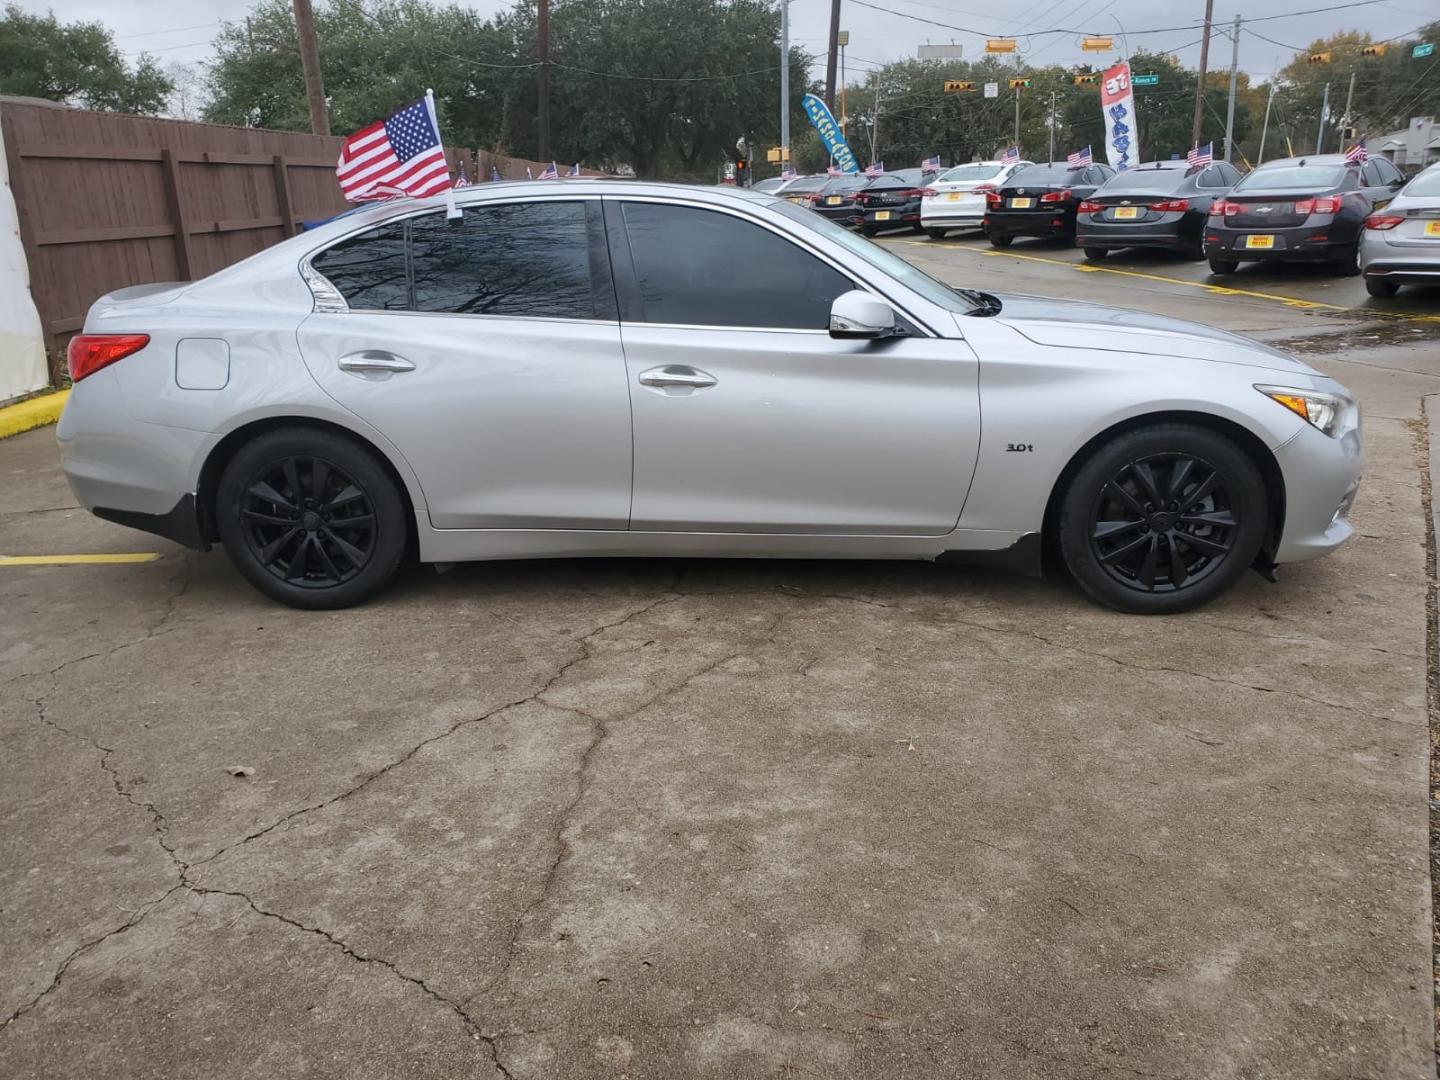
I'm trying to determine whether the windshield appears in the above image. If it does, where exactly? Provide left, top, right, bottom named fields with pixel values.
left=938, top=164, right=1001, bottom=183
left=1100, top=167, right=1188, bottom=192
left=769, top=198, right=979, bottom=315
left=1008, top=163, right=1083, bottom=186
left=1235, top=164, right=1348, bottom=192
left=1405, top=168, right=1440, bottom=197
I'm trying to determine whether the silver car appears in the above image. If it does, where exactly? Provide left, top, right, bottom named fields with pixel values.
left=1360, top=161, right=1440, bottom=296
left=58, top=181, right=1362, bottom=613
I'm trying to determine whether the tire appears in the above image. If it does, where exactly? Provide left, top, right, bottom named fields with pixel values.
left=216, top=427, right=408, bottom=610
left=861, top=224, right=878, bottom=238
left=910, top=223, right=926, bottom=234
left=1182, top=231, right=1206, bottom=261
left=1057, top=423, right=1269, bottom=615
left=1334, top=243, right=1362, bottom=277
left=1208, top=257, right=1238, bottom=275
left=989, top=234, right=1014, bottom=249
left=1082, top=247, right=1109, bottom=261
left=1365, top=276, right=1399, bottom=298
left=925, top=227, right=949, bottom=240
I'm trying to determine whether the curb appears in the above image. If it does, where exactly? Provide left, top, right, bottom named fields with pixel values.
left=0, top=390, right=68, bottom=440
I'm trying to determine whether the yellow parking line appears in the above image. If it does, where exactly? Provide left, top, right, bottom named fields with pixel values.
left=0, top=553, right=161, bottom=566
left=892, top=239, right=1440, bottom=323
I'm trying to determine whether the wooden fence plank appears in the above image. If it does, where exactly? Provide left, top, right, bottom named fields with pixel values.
left=34, top=224, right=175, bottom=246
left=159, top=148, right=192, bottom=279
left=272, top=155, right=296, bottom=238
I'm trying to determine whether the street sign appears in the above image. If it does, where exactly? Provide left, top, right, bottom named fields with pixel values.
left=837, top=30, right=849, bottom=46
left=1132, top=73, right=1159, bottom=86
left=983, top=82, right=999, bottom=98
left=1415, top=42, right=1435, bottom=58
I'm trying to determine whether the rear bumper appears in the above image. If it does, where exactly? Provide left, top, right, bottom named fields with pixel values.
left=1076, top=222, right=1185, bottom=248
left=985, top=212, right=1071, bottom=239
left=921, top=201, right=986, bottom=227
left=1205, top=223, right=1352, bottom=261
left=862, top=209, right=921, bottom=229
left=1360, top=260, right=1440, bottom=285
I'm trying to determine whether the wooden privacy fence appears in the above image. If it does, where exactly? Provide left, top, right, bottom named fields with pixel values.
left=0, top=99, right=473, bottom=386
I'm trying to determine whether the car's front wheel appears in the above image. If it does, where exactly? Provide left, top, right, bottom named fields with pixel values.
left=216, top=427, right=408, bottom=610
left=1057, top=424, right=1268, bottom=614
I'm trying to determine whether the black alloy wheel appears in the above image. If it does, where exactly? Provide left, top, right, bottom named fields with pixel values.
left=216, top=427, right=408, bottom=609
left=1058, top=424, right=1267, bottom=614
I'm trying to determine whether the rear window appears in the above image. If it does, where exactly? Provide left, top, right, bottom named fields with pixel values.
left=821, top=176, right=867, bottom=193
left=1234, top=164, right=1349, bottom=192
left=938, top=164, right=1001, bottom=183
left=1099, top=167, right=1188, bottom=192
left=1405, top=168, right=1440, bottom=197
left=783, top=176, right=827, bottom=194
left=1008, top=163, right=1084, bottom=185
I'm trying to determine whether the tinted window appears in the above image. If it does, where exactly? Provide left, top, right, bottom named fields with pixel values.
left=938, top=163, right=1002, bottom=183
left=1217, top=162, right=1242, bottom=185
left=620, top=202, right=852, bottom=330
left=408, top=202, right=595, bottom=318
left=311, top=221, right=409, bottom=310
left=1103, top=167, right=1186, bottom=192
left=820, top=176, right=867, bottom=193
left=1008, top=163, right=1085, bottom=185
left=752, top=178, right=786, bottom=193
left=1375, top=158, right=1403, bottom=185
left=1234, top=164, right=1349, bottom=192
left=784, top=175, right=828, bottom=194
left=1360, top=162, right=1382, bottom=186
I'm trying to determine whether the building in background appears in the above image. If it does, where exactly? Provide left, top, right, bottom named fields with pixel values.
left=1374, top=117, right=1439, bottom=169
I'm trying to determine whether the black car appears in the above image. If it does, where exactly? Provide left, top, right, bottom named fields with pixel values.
left=1203, top=153, right=1405, bottom=275
left=1076, top=159, right=1242, bottom=260
left=985, top=161, right=1115, bottom=247
left=855, top=168, right=933, bottom=236
left=800, top=174, right=870, bottom=225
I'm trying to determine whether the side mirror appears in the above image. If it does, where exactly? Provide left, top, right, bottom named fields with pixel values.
left=829, top=289, right=898, bottom=339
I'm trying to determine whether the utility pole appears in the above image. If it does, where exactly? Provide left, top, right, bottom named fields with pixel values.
left=292, top=0, right=329, bottom=136
left=1257, top=79, right=1276, bottom=164
left=1315, top=81, right=1330, bottom=153
left=824, top=0, right=842, bottom=109
left=1014, top=83, right=1022, bottom=153
left=1339, top=68, right=1357, bottom=148
left=871, top=75, right=884, bottom=165
left=1223, top=14, right=1240, bottom=162
left=537, top=0, right=550, bottom=161
left=1191, top=0, right=1215, bottom=148
left=1047, top=90, right=1056, bottom=163
left=780, top=0, right=791, bottom=167
left=840, top=33, right=848, bottom=134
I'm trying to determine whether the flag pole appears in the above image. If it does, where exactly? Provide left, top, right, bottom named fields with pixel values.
left=425, top=87, right=461, bottom=219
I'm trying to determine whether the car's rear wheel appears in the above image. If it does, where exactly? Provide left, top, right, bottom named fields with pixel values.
left=1208, top=257, right=1238, bottom=275
left=1365, top=276, right=1399, bottom=298
left=1057, top=424, right=1268, bottom=614
left=861, top=223, right=878, bottom=238
left=216, top=428, right=408, bottom=610
left=926, top=227, right=949, bottom=240
left=1082, top=247, right=1108, bottom=261
left=989, top=234, right=1013, bottom=248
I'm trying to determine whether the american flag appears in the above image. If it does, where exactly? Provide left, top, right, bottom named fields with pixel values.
left=826, top=164, right=843, bottom=176
left=1000, top=145, right=1020, bottom=165
left=922, top=154, right=941, bottom=170
left=453, top=170, right=469, bottom=188
left=567, top=163, right=581, bottom=177
left=780, top=164, right=797, bottom=180
left=336, top=98, right=451, bottom=201
left=865, top=161, right=885, bottom=177
left=491, top=165, right=502, bottom=181
left=1067, top=145, right=1093, bottom=168
left=1187, top=141, right=1213, bottom=167
left=1344, top=137, right=1368, bottom=164
left=538, top=161, right=559, bottom=179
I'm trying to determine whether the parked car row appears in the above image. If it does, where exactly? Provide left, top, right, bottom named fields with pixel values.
left=756, top=155, right=1438, bottom=296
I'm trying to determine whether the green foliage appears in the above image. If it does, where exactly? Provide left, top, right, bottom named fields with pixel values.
left=0, top=3, right=172, bottom=114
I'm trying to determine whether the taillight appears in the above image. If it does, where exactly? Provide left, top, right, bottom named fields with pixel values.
left=1295, top=195, right=1342, bottom=215
left=805, top=192, right=823, bottom=203
left=1039, top=189, right=1071, bottom=203
left=1148, top=198, right=1190, bottom=212
left=973, top=184, right=997, bottom=194
left=1209, top=200, right=1240, bottom=217
left=1364, top=214, right=1404, bottom=230
left=67, top=334, right=150, bottom=382
left=1077, top=200, right=1101, bottom=214
left=855, top=193, right=869, bottom=206
left=904, top=188, right=934, bottom=198
left=985, top=191, right=1002, bottom=207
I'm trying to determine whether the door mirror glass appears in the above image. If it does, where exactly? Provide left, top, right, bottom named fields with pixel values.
left=829, top=290, right=897, bottom=339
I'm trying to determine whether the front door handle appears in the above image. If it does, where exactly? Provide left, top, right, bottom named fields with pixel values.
left=638, top=365, right=717, bottom=389
left=338, top=351, right=415, bottom=375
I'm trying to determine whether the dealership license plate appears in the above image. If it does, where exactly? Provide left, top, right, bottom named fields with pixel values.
left=946, top=192, right=963, bottom=202
left=1113, top=206, right=1139, bottom=219
left=876, top=211, right=892, bottom=220
left=1426, top=221, right=1440, bottom=237
left=826, top=196, right=842, bottom=205
left=1245, top=234, right=1275, bottom=249
left=1010, top=197, right=1033, bottom=208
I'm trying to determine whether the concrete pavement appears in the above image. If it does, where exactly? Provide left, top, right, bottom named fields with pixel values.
left=1, top=242, right=1436, bottom=1079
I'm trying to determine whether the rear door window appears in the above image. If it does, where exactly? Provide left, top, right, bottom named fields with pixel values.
left=310, top=222, right=409, bottom=311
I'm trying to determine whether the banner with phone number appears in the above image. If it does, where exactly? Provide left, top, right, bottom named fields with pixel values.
left=801, top=93, right=860, bottom=173
left=1100, top=61, right=1139, bottom=172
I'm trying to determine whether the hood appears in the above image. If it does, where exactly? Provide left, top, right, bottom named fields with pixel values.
left=991, top=292, right=1315, bottom=373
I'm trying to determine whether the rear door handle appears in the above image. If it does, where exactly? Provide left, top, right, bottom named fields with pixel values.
left=338, top=351, right=415, bottom=375
left=638, top=365, right=717, bottom=389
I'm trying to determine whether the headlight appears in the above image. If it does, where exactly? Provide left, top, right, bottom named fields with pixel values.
left=1254, top=385, right=1350, bottom=438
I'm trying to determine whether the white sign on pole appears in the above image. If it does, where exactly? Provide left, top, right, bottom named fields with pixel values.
left=983, top=82, right=999, bottom=99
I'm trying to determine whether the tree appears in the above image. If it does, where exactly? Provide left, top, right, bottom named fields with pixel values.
left=0, top=3, right=172, bottom=113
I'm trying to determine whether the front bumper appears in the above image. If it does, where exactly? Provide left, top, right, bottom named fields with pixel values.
left=1272, top=407, right=1364, bottom=564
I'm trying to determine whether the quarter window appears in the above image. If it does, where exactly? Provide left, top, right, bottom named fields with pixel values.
left=618, top=202, right=853, bottom=330
left=310, top=221, right=409, bottom=311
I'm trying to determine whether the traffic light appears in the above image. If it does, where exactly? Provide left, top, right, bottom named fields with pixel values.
left=734, top=157, right=749, bottom=186
left=1073, top=73, right=1098, bottom=86
left=1307, top=51, right=1332, bottom=64
left=1008, top=78, right=1032, bottom=90
left=944, top=80, right=976, bottom=92
left=1362, top=44, right=1387, bottom=57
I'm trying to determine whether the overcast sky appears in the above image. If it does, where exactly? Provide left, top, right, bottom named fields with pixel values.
left=16, top=0, right=1436, bottom=84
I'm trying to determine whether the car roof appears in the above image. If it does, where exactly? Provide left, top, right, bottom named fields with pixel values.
left=1128, top=160, right=1191, bottom=170
left=1255, top=154, right=1351, bottom=168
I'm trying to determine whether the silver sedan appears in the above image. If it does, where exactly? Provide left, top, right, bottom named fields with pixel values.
left=57, top=181, right=1362, bottom=613
left=1360, top=161, right=1440, bottom=296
